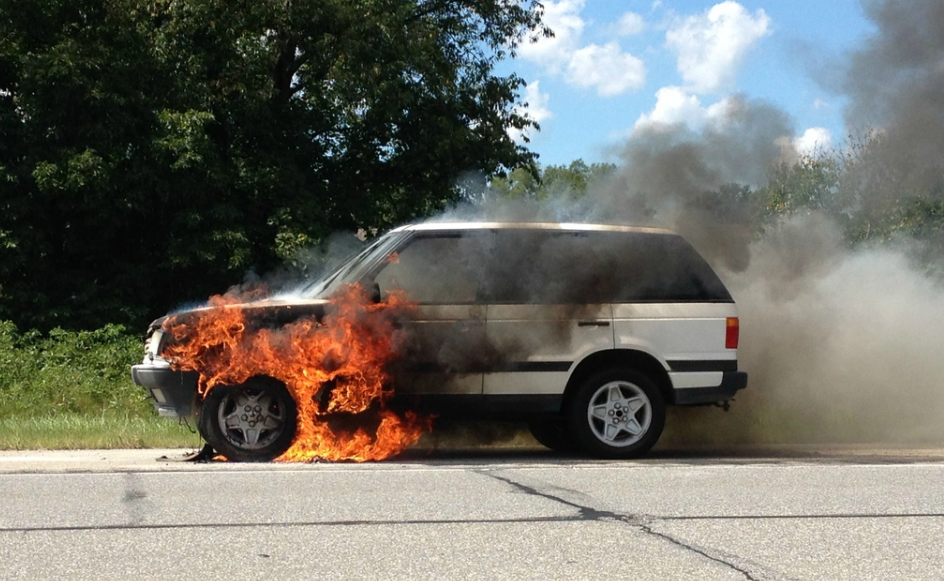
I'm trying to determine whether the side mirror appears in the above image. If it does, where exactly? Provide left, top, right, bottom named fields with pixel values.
left=371, top=282, right=382, bottom=303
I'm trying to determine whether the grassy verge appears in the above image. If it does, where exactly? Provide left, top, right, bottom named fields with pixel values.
left=0, top=414, right=201, bottom=450
left=0, top=320, right=201, bottom=450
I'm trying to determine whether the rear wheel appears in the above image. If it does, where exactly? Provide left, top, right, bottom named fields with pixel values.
left=567, top=368, right=665, bottom=459
left=198, top=376, right=298, bottom=462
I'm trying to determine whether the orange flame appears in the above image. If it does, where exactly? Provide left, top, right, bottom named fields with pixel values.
left=162, top=284, right=430, bottom=462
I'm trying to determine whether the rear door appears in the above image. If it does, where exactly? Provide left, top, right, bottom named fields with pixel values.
left=484, top=303, right=613, bottom=396
left=481, top=230, right=615, bottom=397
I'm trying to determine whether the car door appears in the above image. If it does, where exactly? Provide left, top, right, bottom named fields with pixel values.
left=481, top=230, right=615, bottom=398
left=369, top=231, right=485, bottom=396
left=484, top=303, right=613, bottom=397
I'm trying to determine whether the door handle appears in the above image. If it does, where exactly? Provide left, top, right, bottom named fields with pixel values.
left=577, top=321, right=610, bottom=327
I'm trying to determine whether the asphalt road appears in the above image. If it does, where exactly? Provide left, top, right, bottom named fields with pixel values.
left=1, top=447, right=943, bottom=580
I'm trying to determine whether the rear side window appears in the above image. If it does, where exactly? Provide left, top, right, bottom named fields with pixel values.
left=609, top=233, right=732, bottom=302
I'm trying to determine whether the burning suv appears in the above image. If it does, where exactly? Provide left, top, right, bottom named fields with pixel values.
left=132, top=222, right=747, bottom=461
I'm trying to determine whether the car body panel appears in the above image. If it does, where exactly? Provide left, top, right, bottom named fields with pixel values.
left=483, top=304, right=612, bottom=395
left=395, top=304, right=485, bottom=395
left=612, top=303, right=739, bottom=387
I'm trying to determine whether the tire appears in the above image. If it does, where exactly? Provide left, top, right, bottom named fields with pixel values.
left=567, top=368, right=665, bottom=459
left=198, top=376, right=298, bottom=462
left=528, top=418, right=577, bottom=452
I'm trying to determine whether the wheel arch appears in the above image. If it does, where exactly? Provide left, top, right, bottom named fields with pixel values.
left=196, top=374, right=292, bottom=411
left=562, top=349, right=672, bottom=413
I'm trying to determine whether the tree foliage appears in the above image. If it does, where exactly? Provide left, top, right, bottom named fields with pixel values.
left=0, top=0, right=547, bottom=331
left=489, top=159, right=617, bottom=199
left=756, top=134, right=944, bottom=251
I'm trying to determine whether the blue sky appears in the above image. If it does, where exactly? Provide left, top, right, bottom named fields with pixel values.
left=501, top=0, right=876, bottom=167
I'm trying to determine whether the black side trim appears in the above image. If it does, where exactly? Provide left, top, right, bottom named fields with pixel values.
left=404, top=361, right=572, bottom=374
left=498, top=361, right=572, bottom=372
left=673, top=371, right=747, bottom=405
left=389, top=394, right=563, bottom=419
left=667, top=359, right=738, bottom=372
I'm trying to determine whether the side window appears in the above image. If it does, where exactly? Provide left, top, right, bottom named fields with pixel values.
left=608, top=233, right=733, bottom=302
left=372, top=234, right=482, bottom=304
left=650, top=236, right=732, bottom=302
left=479, top=231, right=619, bottom=304
left=475, top=230, right=732, bottom=304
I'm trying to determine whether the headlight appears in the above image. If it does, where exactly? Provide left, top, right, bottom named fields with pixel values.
left=145, top=330, right=167, bottom=362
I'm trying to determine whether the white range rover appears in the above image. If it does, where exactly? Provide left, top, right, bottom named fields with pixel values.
left=132, top=222, right=747, bottom=460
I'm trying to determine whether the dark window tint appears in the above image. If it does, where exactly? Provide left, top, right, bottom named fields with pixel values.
left=479, top=230, right=731, bottom=304
left=611, top=233, right=732, bottom=302
left=371, top=234, right=485, bottom=304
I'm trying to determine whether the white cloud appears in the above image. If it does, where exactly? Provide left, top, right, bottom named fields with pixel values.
left=634, top=86, right=704, bottom=129
left=665, top=1, right=770, bottom=94
left=518, top=0, right=585, bottom=72
left=617, top=12, right=645, bottom=36
left=521, top=81, right=553, bottom=123
left=793, top=127, right=833, bottom=156
left=813, top=98, right=830, bottom=110
left=510, top=81, right=552, bottom=142
left=567, top=43, right=646, bottom=97
left=518, top=0, right=646, bottom=97
left=632, top=86, right=734, bottom=133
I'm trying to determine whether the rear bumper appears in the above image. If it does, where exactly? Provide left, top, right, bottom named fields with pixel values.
left=131, top=363, right=199, bottom=417
left=673, top=371, right=747, bottom=405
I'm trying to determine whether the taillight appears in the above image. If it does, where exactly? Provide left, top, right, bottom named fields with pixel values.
left=725, top=317, right=739, bottom=349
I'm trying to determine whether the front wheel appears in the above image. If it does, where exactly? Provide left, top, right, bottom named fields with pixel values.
left=567, top=368, right=665, bottom=459
left=198, top=376, right=298, bottom=462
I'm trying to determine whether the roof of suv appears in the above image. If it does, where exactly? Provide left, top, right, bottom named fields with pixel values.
left=392, top=221, right=675, bottom=235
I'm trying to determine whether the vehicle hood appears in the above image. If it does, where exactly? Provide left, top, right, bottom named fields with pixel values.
left=147, top=298, right=331, bottom=336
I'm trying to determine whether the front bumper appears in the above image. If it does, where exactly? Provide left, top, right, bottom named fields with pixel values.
left=131, top=363, right=199, bottom=417
left=672, top=371, right=747, bottom=405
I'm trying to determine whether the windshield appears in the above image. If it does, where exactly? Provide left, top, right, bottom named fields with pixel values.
left=299, top=230, right=408, bottom=298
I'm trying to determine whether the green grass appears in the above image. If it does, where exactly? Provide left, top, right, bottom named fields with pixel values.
left=0, top=320, right=203, bottom=450
left=0, top=413, right=202, bottom=450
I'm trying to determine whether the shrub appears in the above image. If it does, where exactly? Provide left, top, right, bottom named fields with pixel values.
left=0, top=321, right=150, bottom=417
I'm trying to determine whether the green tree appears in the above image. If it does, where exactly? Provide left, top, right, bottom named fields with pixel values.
left=488, top=159, right=618, bottom=200
left=540, top=159, right=617, bottom=199
left=0, top=0, right=548, bottom=331
left=760, top=155, right=841, bottom=224
left=488, top=166, right=540, bottom=199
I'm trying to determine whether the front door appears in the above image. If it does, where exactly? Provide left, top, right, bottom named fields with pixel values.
left=369, top=232, right=486, bottom=395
